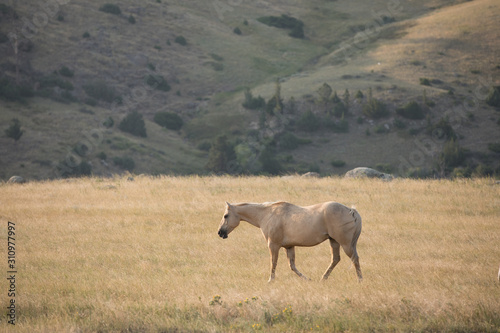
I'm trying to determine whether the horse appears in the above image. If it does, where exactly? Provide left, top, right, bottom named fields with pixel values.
left=217, top=201, right=363, bottom=282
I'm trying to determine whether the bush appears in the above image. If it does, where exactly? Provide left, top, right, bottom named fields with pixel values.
left=119, top=111, right=147, bottom=137
left=128, top=15, right=136, bottom=24
left=331, top=159, right=346, bottom=167
left=175, top=36, right=187, bottom=46
left=154, top=112, right=183, bottom=130
left=5, top=118, right=23, bottom=141
left=419, top=78, right=431, bottom=86
left=487, top=143, right=500, bottom=154
left=396, top=101, right=425, bottom=119
left=297, top=110, right=320, bottom=132
left=39, top=74, right=74, bottom=91
left=99, top=4, right=121, bottom=15
left=58, top=66, right=74, bottom=77
left=103, top=116, right=114, bottom=129
left=363, top=98, right=389, bottom=119
left=233, top=27, right=242, bottom=35
left=83, top=80, right=116, bottom=103
left=332, top=101, right=347, bottom=118
left=427, top=118, right=456, bottom=141
left=82, top=31, right=90, bottom=38
left=486, top=86, right=500, bottom=108
left=257, top=14, right=304, bottom=39
left=145, top=75, right=171, bottom=92
left=440, top=138, right=465, bottom=169
left=113, top=156, right=135, bottom=171
left=0, top=78, right=34, bottom=103
left=278, top=132, right=310, bottom=150
left=242, top=88, right=265, bottom=110
left=57, top=160, right=92, bottom=178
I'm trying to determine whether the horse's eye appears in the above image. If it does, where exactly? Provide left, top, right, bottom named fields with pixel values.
left=224, top=214, right=229, bottom=219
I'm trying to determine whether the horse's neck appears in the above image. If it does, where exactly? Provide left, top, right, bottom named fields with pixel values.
left=235, top=203, right=269, bottom=228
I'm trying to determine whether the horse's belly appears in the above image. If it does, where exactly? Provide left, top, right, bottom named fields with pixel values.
left=282, top=227, right=329, bottom=247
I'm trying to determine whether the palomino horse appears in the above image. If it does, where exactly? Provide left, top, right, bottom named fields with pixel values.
left=217, top=201, right=362, bottom=282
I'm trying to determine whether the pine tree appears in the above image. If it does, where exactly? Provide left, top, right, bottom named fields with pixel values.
left=206, top=135, right=236, bottom=173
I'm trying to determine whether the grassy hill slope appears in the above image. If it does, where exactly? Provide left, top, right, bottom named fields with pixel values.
left=0, top=0, right=499, bottom=179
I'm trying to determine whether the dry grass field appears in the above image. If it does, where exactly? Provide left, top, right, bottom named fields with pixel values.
left=1, top=176, right=499, bottom=332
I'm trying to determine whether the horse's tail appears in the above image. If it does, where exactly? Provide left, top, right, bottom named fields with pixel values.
left=349, top=207, right=362, bottom=257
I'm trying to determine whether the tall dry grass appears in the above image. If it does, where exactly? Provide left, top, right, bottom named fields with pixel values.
left=1, top=176, right=499, bottom=332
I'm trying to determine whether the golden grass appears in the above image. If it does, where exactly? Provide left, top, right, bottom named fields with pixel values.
left=1, top=176, right=499, bottom=332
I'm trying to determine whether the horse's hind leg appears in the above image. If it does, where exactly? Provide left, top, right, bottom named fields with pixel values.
left=341, top=243, right=363, bottom=282
left=321, top=238, right=341, bottom=281
left=286, top=247, right=309, bottom=280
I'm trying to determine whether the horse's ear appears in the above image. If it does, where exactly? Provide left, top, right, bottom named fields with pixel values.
left=226, top=201, right=232, bottom=209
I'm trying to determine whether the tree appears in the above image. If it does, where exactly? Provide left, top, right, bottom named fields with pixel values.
left=119, top=111, right=147, bottom=137
left=343, top=89, right=350, bottom=111
left=259, top=143, right=282, bottom=175
left=317, top=83, right=332, bottom=106
left=266, top=79, right=284, bottom=115
left=206, top=135, right=237, bottom=174
left=154, top=112, right=183, bottom=130
left=5, top=118, right=23, bottom=141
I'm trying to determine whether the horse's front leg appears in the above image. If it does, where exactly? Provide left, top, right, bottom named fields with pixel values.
left=268, top=242, right=280, bottom=283
left=286, top=247, right=309, bottom=280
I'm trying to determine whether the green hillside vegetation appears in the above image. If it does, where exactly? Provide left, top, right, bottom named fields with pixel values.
left=0, top=0, right=499, bottom=179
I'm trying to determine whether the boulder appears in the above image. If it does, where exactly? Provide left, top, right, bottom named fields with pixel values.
left=345, top=167, right=393, bottom=181
left=7, top=176, right=25, bottom=184
left=302, top=172, right=320, bottom=178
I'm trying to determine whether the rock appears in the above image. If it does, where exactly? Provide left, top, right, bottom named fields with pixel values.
left=7, top=176, right=25, bottom=184
left=302, top=172, right=320, bottom=178
left=345, top=167, right=393, bottom=181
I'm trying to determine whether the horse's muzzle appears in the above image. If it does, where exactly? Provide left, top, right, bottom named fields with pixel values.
left=218, top=229, right=228, bottom=239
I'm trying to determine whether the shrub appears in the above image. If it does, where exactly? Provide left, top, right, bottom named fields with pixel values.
left=233, top=27, right=242, bottom=35
left=99, top=4, right=121, bottom=15
left=83, top=80, right=116, bottom=103
left=0, top=33, right=9, bottom=44
left=154, top=112, right=183, bottom=130
left=103, top=116, right=114, bottom=129
left=363, top=98, right=389, bottom=119
left=393, top=118, right=406, bottom=129
left=488, top=143, right=500, bottom=154
left=58, top=66, right=74, bottom=77
left=332, top=101, right=347, bottom=118
left=242, top=88, right=265, bottom=110
left=0, top=78, right=34, bottom=103
left=331, top=159, right=346, bottom=167
left=396, top=101, right=425, bottom=119
left=119, top=111, right=147, bottom=137
left=175, top=36, right=187, bottom=46
left=145, top=75, right=171, bottom=92
left=440, top=138, right=465, bottom=169
left=197, top=141, right=212, bottom=152
left=206, top=135, right=237, bottom=174
left=257, top=14, right=304, bottom=39
left=113, top=156, right=135, bottom=171
left=128, top=15, right=136, bottom=24
left=325, top=117, right=349, bottom=133
left=5, top=118, right=23, bottom=141
left=427, top=118, right=456, bottom=141
left=297, top=110, right=320, bottom=132
left=278, top=132, right=310, bottom=150
left=82, top=31, right=90, bottom=38
left=486, top=86, right=500, bottom=108
left=39, top=74, right=74, bottom=91
left=419, top=78, right=431, bottom=86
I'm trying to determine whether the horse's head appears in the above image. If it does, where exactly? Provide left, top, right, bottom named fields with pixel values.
left=218, top=202, right=240, bottom=239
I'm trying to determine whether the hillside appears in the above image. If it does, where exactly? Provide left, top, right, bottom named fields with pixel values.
left=0, top=0, right=499, bottom=179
